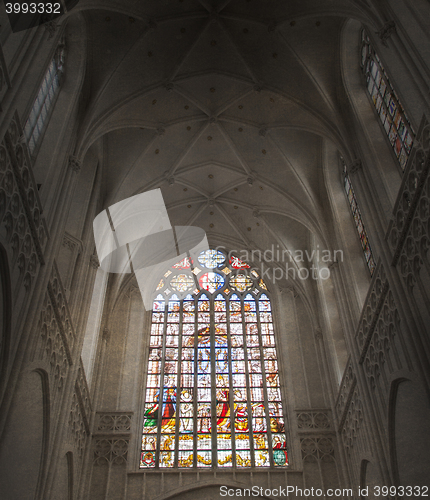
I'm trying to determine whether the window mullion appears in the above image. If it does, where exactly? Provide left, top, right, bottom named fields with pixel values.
left=156, top=304, right=168, bottom=468
left=256, top=299, right=274, bottom=467
left=210, top=294, right=217, bottom=468
left=175, top=299, right=183, bottom=468
left=241, top=295, right=255, bottom=468
left=227, top=302, right=236, bottom=468
left=193, top=296, right=198, bottom=468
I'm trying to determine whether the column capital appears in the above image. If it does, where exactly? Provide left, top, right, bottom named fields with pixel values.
left=102, top=328, right=110, bottom=343
left=90, top=254, right=100, bottom=269
left=376, top=21, right=396, bottom=47
left=69, top=155, right=82, bottom=173
left=349, top=159, right=362, bottom=175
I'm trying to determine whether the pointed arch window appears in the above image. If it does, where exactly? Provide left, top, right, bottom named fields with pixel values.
left=24, top=42, right=65, bottom=155
left=140, top=250, right=288, bottom=469
left=342, top=160, right=376, bottom=275
left=361, top=30, right=414, bottom=171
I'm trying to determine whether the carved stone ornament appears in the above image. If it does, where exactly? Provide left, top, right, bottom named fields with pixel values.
left=93, top=438, right=129, bottom=465
left=96, top=412, right=133, bottom=433
left=1, top=114, right=48, bottom=278
left=69, top=392, right=88, bottom=459
left=165, top=82, right=174, bottom=92
left=102, top=328, right=110, bottom=343
left=376, top=21, right=396, bottom=47
left=252, top=207, right=260, bottom=218
left=349, top=159, right=362, bottom=175
left=328, top=259, right=339, bottom=269
left=278, top=284, right=293, bottom=294
left=336, top=358, right=356, bottom=426
left=69, top=155, right=82, bottom=173
left=44, top=19, right=57, bottom=39
left=301, top=437, right=335, bottom=462
left=297, top=410, right=331, bottom=430
left=90, top=254, right=100, bottom=269
left=63, top=231, right=82, bottom=254
left=127, top=284, right=140, bottom=297
left=341, top=388, right=363, bottom=456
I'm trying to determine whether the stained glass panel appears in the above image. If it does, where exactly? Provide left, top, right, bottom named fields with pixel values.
left=170, top=274, right=194, bottom=293
left=229, top=255, right=250, bottom=269
left=229, top=274, right=253, bottom=292
left=199, top=272, right=225, bottom=294
left=198, top=250, right=226, bottom=269
left=173, top=257, right=192, bottom=269
left=141, top=250, right=288, bottom=469
left=361, top=30, right=414, bottom=170
left=342, top=160, right=376, bottom=275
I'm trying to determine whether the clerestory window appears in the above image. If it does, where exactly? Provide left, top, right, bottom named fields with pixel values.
left=342, top=160, right=376, bottom=275
left=24, top=43, right=65, bottom=155
left=361, top=29, right=414, bottom=171
left=140, top=250, right=288, bottom=469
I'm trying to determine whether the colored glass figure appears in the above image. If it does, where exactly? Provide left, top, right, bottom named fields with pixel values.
left=161, top=387, right=176, bottom=431
left=143, top=390, right=160, bottom=431
left=156, top=279, right=164, bottom=290
left=361, top=30, right=414, bottom=170
left=272, top=435, right=288, bottom=466
left=343, top=162, right=376, bottom=275
left=173, top=257, right=192, bottom=269
left=198, top=272, right=225, bottom=293
left=229, top=255, right=250, bottom=269
left=198, top=249, right=226, bottom=269
left=141, top=250, right=288, bottom=468
left=170, top=273, right=194, bottom=293
left=259, top=279, right=267, bottom=290
left=229, top=274, right=253, bottom=292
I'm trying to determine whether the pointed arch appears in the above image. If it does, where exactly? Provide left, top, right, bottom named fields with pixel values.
left=140, top=249, right=288, bottom=469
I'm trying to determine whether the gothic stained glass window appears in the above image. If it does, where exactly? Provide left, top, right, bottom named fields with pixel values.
left=342, top=161, right=376, bottom=275
left=361, top=30, right=414, bottom=171
left=24, top=44, right=66, bottom=155
left=140, top=250, right=288, bottom=469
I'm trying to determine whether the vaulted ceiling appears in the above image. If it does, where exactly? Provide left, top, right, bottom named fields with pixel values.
left=72, top=0, right=374, bottom=270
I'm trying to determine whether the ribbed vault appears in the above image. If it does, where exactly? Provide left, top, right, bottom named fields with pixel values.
left=65, top=0, right=376, bottom=298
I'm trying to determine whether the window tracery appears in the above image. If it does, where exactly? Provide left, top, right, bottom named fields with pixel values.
left=140, top=250, right=288, bottom=469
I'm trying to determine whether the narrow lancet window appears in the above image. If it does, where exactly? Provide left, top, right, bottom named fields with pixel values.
left=361, top=30, right=414, bottom=171
left=24, top=43, right=65, bottom=154
left=342, top=161, right=376, bottom=275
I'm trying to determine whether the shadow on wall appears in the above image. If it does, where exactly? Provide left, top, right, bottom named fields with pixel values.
left=0, top=243, right=12, bottom=393
left=156, top=484, right=273, bottom=500
left=0, top=369, right=50, bottom=500
left=389, top=378, right=430, bottom=487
